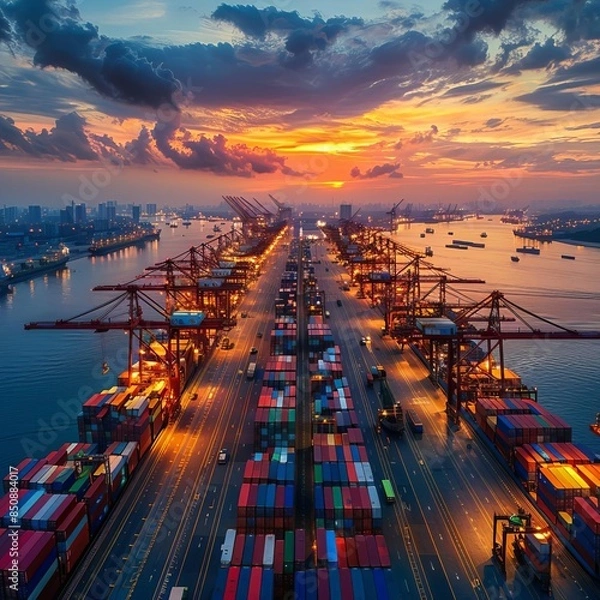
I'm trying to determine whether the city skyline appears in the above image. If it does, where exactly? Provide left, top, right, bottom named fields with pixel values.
left=1, top=1, right=600, bottom=209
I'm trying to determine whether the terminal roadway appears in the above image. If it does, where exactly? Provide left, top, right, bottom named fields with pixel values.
left=61, top=232, right=600, bottom=600
left=315, top=237, right=600, bottom=600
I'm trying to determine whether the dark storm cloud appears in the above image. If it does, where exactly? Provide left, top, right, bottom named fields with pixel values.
left=549, top=56, right=600, bottom=87
left=151, top=119, right=304, bottom=177
left=212, top=4, right=363, bottom=40
left=505, top=38, right=570, bottom=73
left=124, top=126, right=158, bottom=165
left=526, top=0, right=600, bottom=41
left=0, top=115, right=36, bottom=154
left=3, top=0, right=180, bottom=108
left=515, top=87, right=600, bottom=111
left=443, top=0, right=536, bottom=39
left=212, top=4, right=362, bottom=67
left=350, top=162, right=402, bottom=179
left=0, top=111, right=98, bottom=160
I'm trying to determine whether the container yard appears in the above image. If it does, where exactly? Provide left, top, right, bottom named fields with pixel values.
left=2, top=209, right=600, bottom=600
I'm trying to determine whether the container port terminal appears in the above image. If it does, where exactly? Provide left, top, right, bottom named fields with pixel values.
left=3, top=198, right=600, bottom=599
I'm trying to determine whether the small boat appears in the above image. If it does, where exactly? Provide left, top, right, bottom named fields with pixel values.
left=480, top=232, right=487, bottom=238
left=561, top=254, right=575, bottom=260
left=590, top=413, right=600, bottom=436
left=425, top=246, right=433, bottom=257
left=170, top=222, right=179, bottom=228
left=420, top=233, right=426, bottom=238
left=446, top=243, right=467, bottom=249
left=182, top=220, right=192, bottom=226
left=448, top=231, right=454, bottom=236
left=425, top=227, right=434, bottom=234
left=516, top=246, right=540, bottom=255
left=511, top=256, right=520, bottom=262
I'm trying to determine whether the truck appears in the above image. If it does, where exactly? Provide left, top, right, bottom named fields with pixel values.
left=406, top=409, right=423, bottom=434
left=220, top=529, right=236, bottom=566
left=370, top=365, right=386, bottom=379
left=246, top=362, right=257, bottom=380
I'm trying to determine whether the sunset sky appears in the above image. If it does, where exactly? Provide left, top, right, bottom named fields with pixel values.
left=1, top=0, right=600, bottom=210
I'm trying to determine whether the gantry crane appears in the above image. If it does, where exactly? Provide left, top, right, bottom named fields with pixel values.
left=386, top=199, right=404, bottom=232
left=419, top=290, right=600, bottom=424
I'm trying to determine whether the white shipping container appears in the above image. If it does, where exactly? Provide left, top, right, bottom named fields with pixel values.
left=263, top=534, right=275, bottom=567
left=221, top=528, right=236, bottom=565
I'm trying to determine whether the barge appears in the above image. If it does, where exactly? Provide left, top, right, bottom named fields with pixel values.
left=88, top=228, right=160, bottom=255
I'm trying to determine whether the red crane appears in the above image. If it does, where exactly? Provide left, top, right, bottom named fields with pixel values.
left=420, top=290, right=600, bottom=425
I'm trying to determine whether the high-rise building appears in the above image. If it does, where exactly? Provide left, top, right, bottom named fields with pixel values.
left=75, top=203, right=87, bottom=224
left=146, top=203, right=157, bottom=217
left=60, top=205, right=74, bottom=224
left=28, top=205, right=42, bottom=223
left=340, top=204, right=352, bottom=220
left=1, top=206, right=19, bottom=224
left=132, top=205, right=141, bottom=223
left=106, top=201, right=117, bottom=222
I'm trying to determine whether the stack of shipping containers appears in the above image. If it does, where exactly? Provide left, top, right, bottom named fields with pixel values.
left=215, top=243, right=301, bottom=599
left=471, top=394, right=600, bottom=577
left=296, top=302, right=394, bottom=598
left=0, top=378, right=165, bottom=598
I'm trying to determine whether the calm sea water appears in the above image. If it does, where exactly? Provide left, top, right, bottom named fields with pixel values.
left=0, top=220, right=232, bottom=478
left=392, top=218, right=600, bottom=455
left=0, top=217, right=599, bottom=480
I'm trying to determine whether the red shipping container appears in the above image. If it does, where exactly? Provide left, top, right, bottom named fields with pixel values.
left=274, top=539, right=284, bottom=574
left=355, top=535, right=369, bottom=567
left=339, top=567, right=354, bottom=600
left=336, top=537, right=348, bottom=568
left=232, top=534, right=245, bottom=566
left=317, top=568, right=330, bottom=600
left=55, top=502, right=87, bottom=542
left=252, top=534, right=265, bottom=566
left=375, top=535, right=391, bottom=568
left=366, top=535, right=380, bottom=567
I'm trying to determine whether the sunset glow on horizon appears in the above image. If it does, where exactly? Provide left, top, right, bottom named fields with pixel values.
left=1, top=0, right=600, bottom=209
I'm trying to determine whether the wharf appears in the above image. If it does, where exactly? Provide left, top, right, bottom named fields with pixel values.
left=51, top=235, right=600, bottom=600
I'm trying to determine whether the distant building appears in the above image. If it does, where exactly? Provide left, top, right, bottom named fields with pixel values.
left=75, top=203, right=87, bottom=224
left=132, top=205, right=141, bottom=223
left=28, top=205, right=42, bottom=223
left=340, top=204, right=352, bottom=220
left=1, top=206, right=19, bottom=224
left=146, top=203, right=157, bottom=217
left=60, top=205, right=74, bottom=224
left=98, top=202, right=117, bottom=223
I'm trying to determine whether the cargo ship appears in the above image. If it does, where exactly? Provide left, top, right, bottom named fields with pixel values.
left=0, top=244, right=69, bottom=289
left=452, top=239, right=485, bottom=248
left=515, top=246, right=540, bottom=255
left=88, top=227, right=161, bottom=255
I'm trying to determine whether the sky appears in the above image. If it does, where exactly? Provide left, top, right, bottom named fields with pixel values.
left=0, top=0, right=600, bottom=211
